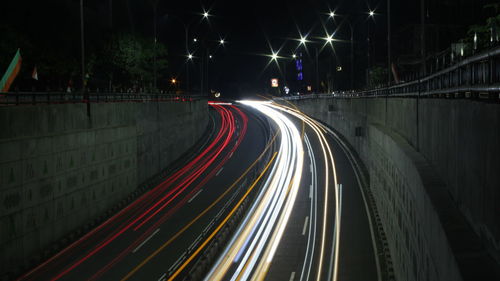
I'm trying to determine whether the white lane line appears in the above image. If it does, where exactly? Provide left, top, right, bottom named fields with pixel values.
left=216, top=167, right=224, bottom=176
left=302, top=216, right=309, bottom=236
left=310, top=163, right=313, bottom=173
left=322, top=125, right=382, bottom=281
left=132, top=228, right=160, bottom=253
left=309, top=184, right=313, bottom=199
left=158, top=272, right=166, bottom=281
left=168, top=251, right=186, bottom=273
left=229, top=152, right=234, bottom=158
left=289, top=271, right=296, bottom=281
left=188, top=189, right=203, bottom=203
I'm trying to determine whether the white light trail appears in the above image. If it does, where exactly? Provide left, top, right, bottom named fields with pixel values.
left=205, top=101, right=304, bottom=281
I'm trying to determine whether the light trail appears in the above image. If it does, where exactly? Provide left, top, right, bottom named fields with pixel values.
left=269, top=103, right=341, bottom=281
left=203, top=101, right=304, bottom=281
left=202, top=101, right=342, bottom=281
left=18, top=104, right=249, bottom=281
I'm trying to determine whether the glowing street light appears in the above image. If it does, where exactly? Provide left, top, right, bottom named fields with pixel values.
left=325, top=34, right=334, bottom=44
left=369, top=10, right=375, bottom=17
left=329, top=11, right=335, bottom=18
left=203, top=11, right=209, bottom=18
left=171, top=78, right=177, bottom=84
left=188, top=54, right=193, bottom=60
left=193, top=38, right=198, bottom=42
left=292, top=54, right=297, bottom=59
left=219, top=39, right=225, bottom=45
left=300, top=36, right=307, bottom=45
left=271, top=52, right=278, bottom=61
left=209, top=54, right=213, bottom=59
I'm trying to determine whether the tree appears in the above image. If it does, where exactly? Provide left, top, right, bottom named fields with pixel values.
left=96, top=32, right=167, bottom=91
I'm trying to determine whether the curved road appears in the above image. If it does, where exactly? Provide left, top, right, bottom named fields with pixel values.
left=18, top=100, right=379, bottom=281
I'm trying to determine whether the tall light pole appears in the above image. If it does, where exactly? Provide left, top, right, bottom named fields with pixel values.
left=153, top=2, right=157, bottom=93
left=387, top=0, right=392, bottom=86
left=420, top=0, right=426, bottom=75
left=329, top=12, right=355, bottom=90
left=166, top=12, right=208, bottom=94
left=80, top=0, right=85, bottom=93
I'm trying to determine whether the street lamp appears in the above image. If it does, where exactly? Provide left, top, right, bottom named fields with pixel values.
left=325, top=33, right=334, bottom=44
left=80, top=0, right=85, bottom=93
left=166, top=10, right=210, bottom=94
left=300, top=36, right=307, bottom=45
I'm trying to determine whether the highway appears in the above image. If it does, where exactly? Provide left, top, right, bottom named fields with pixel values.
left=17, top=100, right=379, bottom=281
left=203, top=101, right=379, bottom=281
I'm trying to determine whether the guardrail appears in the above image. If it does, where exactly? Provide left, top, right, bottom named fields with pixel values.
left=0, top=92, right=207, bottom=105
left=281, top=45, right=500, bottom=100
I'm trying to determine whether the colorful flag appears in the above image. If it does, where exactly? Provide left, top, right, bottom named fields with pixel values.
left=0, top=49, right=22, bottom=92
left=32, top=66, right=38, bottom=80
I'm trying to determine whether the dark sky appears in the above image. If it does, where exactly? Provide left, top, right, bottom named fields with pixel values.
left=0, top=0, right=494, bottom=97
left=150, top=0, right=493, bottom=96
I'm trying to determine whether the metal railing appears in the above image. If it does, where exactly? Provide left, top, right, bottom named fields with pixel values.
left=0, top=92, right=207, bottom=105
left=280, top=45, right=500, bottom=100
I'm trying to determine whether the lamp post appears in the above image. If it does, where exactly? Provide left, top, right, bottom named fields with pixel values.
left=166, top=11, right=209, bottom=94
left=328, top=10, right=376, bottom=90
left=80, top=0, right=85, bottom=93
left=387, top=0, right=392, bottom=86
left=295, top=35, right=330, bottom=93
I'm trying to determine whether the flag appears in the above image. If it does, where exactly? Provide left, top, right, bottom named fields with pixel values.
left=0, top=49, right=22, bottom=93
left=32, top=66, right=38, bottom=80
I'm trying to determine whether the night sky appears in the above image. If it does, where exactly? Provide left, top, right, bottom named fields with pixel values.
left=0, top=0, right=493, bottom=98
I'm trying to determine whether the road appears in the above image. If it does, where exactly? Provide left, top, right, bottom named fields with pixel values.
left=17, top=100, right=379, bottom=281
left=204, top=101, right=380, bottom=281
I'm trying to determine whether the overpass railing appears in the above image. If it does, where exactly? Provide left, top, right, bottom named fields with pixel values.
left=281, top=45, right=500, bottom=100
left=0, top=92, right=207, bottom=105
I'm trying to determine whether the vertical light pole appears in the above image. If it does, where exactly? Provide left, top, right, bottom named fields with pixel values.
left=185, top=28, right=189, bottom=93
left=387, top=0, right=392, bottom=86
left=80, top=0, right=85, bottom=93
left=329, top=12, right=355, bottom=90
left=153, top=2, right=157, bottom=93
left=420, top=0, right=426, bottom=75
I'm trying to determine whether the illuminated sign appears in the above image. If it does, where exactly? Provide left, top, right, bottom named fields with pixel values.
left=271, top=78, right=279, bottom=88
left=307, top=86, right=312, bottom=91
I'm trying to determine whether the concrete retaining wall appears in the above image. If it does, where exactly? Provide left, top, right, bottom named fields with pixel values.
left=0, top=100, right=208, bottom=276
left=290, top=97, right=499, bottom=281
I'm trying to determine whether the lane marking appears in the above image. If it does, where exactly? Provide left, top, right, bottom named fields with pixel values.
left=132, top=228, right=160, bottom=253
left=289, top=271, right=296, bottom=281
left=168, top=251, right=186, bottom=273
left=158, top=273, right=166, bottom=281
left=302, top=216, right=309, bottom=236
left=322, top=125, right=382, bottom=281
left=309, top=184, right=313, bottom=199
left=120, top=120, right=279, bottom=281
left=229, top=152, right=234, bottom=158
left=216, top=167, right=224, bottom=176
left=188, top=189, right=203, bottom=203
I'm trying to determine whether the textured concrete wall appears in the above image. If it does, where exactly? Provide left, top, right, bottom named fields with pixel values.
left=0, top=101, right=208, bottom=275
left=290, top=97, right=499, bottom=281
